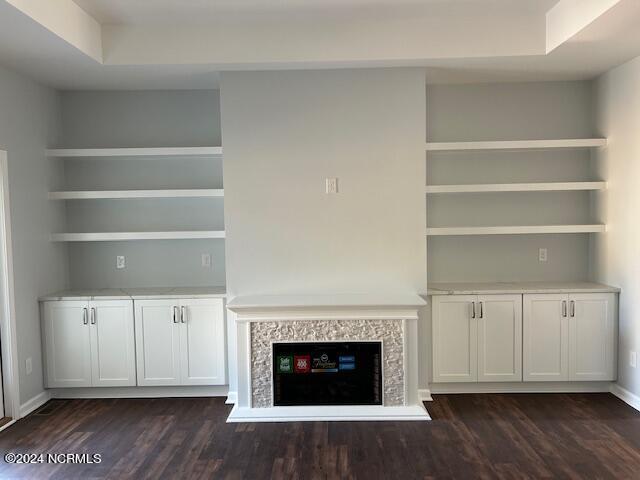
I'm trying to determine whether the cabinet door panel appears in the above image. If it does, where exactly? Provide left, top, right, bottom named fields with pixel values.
left=569, top=293, right=616, bottom=381
left=432, top=295, right=477, bottom=383
left=478, top=295, right=522, bottom=382
left=523, top=294, right=568, bottom=381
left=179, top=298, right=226, bottom=385
left=134, top=300, right=181, bottom=386
left=90, top=300, right=136, bottom=387
left=43, top=301, right=91, bottom=388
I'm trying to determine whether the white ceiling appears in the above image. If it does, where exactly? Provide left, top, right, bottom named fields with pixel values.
left=73, top=0, right=559, bottom=25
left=0, top=0, right=639, bottom=90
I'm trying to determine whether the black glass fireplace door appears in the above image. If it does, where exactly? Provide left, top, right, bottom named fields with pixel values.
left=272, top=341, right=382, bottom=406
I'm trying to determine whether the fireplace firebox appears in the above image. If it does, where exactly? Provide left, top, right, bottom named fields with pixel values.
left=272, top=341, right=382, bottom=406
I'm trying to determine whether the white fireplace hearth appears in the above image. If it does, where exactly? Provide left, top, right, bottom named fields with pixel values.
left=226, top=294, right=430, bottom=422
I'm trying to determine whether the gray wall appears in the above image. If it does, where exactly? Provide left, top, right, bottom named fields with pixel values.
left=0, top=65, right=67, bottom=403
left=592, top=56, right=640, bottom=398
left=426, top=82, right=596, bottom=283
left=59, top=90, right=225, bottom=288
left=221, top=69, right=427, bottom=296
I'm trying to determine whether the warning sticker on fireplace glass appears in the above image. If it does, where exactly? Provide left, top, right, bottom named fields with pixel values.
left=277, top=355, right=293, bottom=373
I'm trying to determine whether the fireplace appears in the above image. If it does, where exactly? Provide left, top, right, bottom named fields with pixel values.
left=226, top=294, right=430, bottom=422
left=273, top=341, right=382, bottom=406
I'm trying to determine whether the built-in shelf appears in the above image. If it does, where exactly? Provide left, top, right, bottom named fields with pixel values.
left=46, top=147, right=223, bottom=157
left=48, top=189, right=224, bottom=200
left=425, top=182, right=606, bottom=194
left=425, top=138, right=607, bottom=151
left=426, top=225, right=606, bottom=236
left=50, top=231, right=226, bottom=242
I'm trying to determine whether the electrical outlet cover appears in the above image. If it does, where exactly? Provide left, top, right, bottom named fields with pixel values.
left=201, top=253, right=211, bottom=268
left=116, top=256, right=126, bottom=269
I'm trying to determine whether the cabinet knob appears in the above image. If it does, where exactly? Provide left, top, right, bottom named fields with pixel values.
left=83, top=307, right=88, bottom=325
left=570, top=300, right=575, bottom=318
left=181, top=306, right=186, bottom=323
left=173, top=306, right=179, bottom=323
left=471, top=302, right=476, bottom=319
left=562, top=300, right=567, bottom=317
left=90, top=307, right=96, bottom=324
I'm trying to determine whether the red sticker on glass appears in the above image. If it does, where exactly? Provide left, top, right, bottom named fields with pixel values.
left=294, top=355, right=311, bottom=373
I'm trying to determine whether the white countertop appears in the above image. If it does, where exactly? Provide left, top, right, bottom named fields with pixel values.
left=227, top=293, right=427, bottom=310
left=426, top=281, right=620, bottom=296
left=39, top=286, right=227, bottom=301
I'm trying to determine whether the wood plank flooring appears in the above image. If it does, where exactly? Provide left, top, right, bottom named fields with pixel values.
left=0, top=393, right=638, bottom=479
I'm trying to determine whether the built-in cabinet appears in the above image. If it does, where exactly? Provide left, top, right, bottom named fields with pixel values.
left=523, top=293, right=616, bottom=381
left=43, top=300, right=136, bottom=388
left=432, top=294, right=522, bottom=383
left=42, top=295, right=226, bottom=389
left=432, top=291, right=617, bottom=384
left=135, top=298, right=226, bottom=386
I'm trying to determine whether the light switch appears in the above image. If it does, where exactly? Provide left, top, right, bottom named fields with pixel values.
left=116, top=255, right=126, bottom=269
left=201, top=253, right=211, bottom=268
left=538, top=248, right=548, bottom=262
left=631, top=351, right=637, bottom=368
left=26, top=357, right=32, bottom=375
left=325, top=177, right=338, bottom=194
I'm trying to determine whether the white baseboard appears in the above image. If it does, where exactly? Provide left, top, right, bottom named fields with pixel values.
left=19, top=390, right=52, bottom=418
left=49, top=385, right=228, bottom=399
left=225, top=391, right=237, bottom=404
left=418, top=388, right=433, bottom=401
left=610, top=383, right=640, bottom=412
left=227, top=403, right=431, bottom=423
left=429, top=381, right=613, bottom=395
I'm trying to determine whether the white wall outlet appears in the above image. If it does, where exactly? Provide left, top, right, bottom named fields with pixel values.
left=116, top=255, right=126, bottom=269
left=26, top=357, right=32, bottom=375
left=631, top=351, right=637, bottom=368
left=201, top=253, right=211, bottom=268
left=538, top=248, right=548, bottom=262
left=325, top=177, right=338, bottom=194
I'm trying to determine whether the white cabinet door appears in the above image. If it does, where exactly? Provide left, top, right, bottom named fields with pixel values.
left=179, top=298, right=226, bottom=385
left=523, top=294, right=569, bottom=381
left=134, top=299, right=181, bottom=386
left=89, top=300, right=136, bottom=387
left=569, top=293, right=616, bottom=381
left=432, top=295, right=478, bottom=383
left=43, top=301, right=91, bottom=388
left=477, top=295, right=522, bottom=382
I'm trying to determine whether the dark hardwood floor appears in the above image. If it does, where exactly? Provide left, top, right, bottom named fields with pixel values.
left=0, top=393, right=639, bottom=479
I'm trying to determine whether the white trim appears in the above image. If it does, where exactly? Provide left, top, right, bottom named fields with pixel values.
left=610, top=383, right=640, bottom=412
left=234, top=309, right=419, bottom=322
left=225, top=391, right=237, bottom=404
left=0, top=419, right=17, bottom=433
left=49, top=385, right=228, bottom=399
left=425, top=182, right=606, bottom=194
left=49, top=189, right=224, bottom=200
left=425, top=138, right=607, bottom=151
left=46, top=147, right=223, bottom=157
left=426, top=225, right=606, bottom=236
left=227, top=403, right=430, bottom=422
left=0, top=152, right=20, bottom=420
left=429, top=381, right=613, bottom=394
left=418, top=388, right=433, bottom=401
left=19, top=391, right=51, bottom=418
left=50, top=231, right=226, bottom=242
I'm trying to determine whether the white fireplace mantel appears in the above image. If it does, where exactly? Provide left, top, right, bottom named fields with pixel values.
left=226, top=294, right=431, bottom=422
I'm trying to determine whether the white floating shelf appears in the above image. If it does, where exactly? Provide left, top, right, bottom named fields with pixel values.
left=426, top=225, right=606, bottom=236
left=48, top=189, right=224, bottom=200
left=46, top=147, right=223, bottom=157
left=425, top=182, right=606, bottom=194
left=425, top=138, right=607, bottom=151
left=50, top=231, right=226, bottom=242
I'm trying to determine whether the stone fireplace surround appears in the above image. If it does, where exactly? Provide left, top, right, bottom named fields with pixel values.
left=226, top=294, right=430, bottom=422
